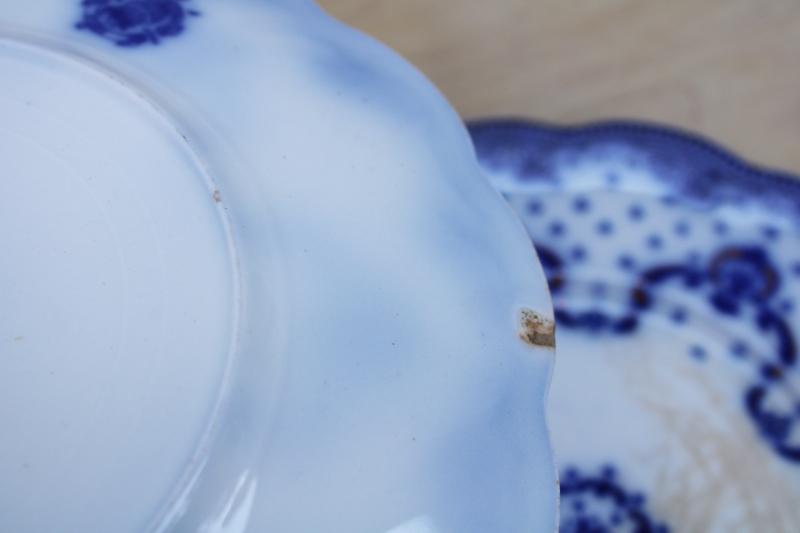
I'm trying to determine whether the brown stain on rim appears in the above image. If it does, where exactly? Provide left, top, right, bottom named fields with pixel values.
left=519, top=308, right=555, bottom=349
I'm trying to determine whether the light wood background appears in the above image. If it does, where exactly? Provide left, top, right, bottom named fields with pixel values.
left=320, top=0, right=800, bottom=173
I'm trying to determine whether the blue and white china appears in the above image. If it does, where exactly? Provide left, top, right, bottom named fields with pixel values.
left=0, top=4, right=556, bottom=532
left=471, top=120, right=800, bottom=532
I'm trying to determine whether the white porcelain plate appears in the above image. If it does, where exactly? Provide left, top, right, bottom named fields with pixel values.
left=470, top=120, right=800, bottom=532
left=1, top=3, right=558, bottom=533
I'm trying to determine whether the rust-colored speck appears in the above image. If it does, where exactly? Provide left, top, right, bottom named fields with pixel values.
left=212, top=190, right=222, bottom=203
left=519, top=308, right=555, bottom=349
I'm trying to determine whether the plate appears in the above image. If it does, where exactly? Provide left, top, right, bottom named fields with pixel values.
left=0, top=3, right=555, bottom=532
left=470, top=120, right=800, bottom=532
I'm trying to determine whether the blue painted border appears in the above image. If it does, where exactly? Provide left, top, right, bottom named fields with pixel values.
left=467, top=119, right=800, bottom=219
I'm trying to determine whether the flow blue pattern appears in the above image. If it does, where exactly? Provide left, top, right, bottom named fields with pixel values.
left=470, top=120, right=800, bottom=531
left=560, top=465, right=670, bottom=533
left=76, top=0, right=199, bottom=46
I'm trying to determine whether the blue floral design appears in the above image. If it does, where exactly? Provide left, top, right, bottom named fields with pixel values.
left=709, top=247, right=779, bottom=315
left=537, top=242, right=800, bottom=464
left=76, top=0, right=200, bottom=47
left=560, top=465, right=670, bottom=533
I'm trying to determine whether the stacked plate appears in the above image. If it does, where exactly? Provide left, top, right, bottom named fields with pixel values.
left=471, top=120, right=800, bottom=532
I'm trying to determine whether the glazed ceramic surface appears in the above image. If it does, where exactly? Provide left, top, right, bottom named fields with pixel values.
left=470, top=120, right=800, bottom=533
left=0, top=3, right=556, bottom=532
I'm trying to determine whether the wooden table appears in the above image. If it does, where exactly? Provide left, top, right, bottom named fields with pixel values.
left=320, top=0, right=800, bottom=173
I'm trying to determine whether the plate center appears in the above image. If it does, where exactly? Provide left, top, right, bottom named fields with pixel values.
left=0, top=38, right=237, bottom=533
